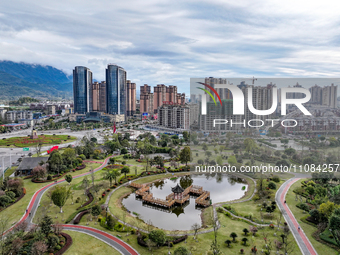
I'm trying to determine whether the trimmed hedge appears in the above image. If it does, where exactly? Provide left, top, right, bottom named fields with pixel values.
left=137, top=235, right=187, bottom=248
left=75, top=164, right=86, bottom=170
left=73, top=210, right=89, bottom=224
left=54, top=232, right=73, bottom=255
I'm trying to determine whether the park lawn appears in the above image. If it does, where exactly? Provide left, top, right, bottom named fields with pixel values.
left=32, top=168, right=112, bottom=224
left=0, top=179, right=48, bottom=228
left=217, top=212, right=302, bottom=255
left=227, top=180, right=285, bottom=224
left=133, top=172, right=187, bottom=184
left=63, top=230, right=121, bottom=255
left=0, top=162, right=104, bottom=229
left=78, top=209, right=302, bottom=255
left=286, top=179, right=338, bottom=255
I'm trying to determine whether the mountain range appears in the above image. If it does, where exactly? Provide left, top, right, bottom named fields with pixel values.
left=0, top=61, right=73, bottom=100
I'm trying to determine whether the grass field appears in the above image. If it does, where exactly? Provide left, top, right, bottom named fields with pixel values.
left=77, top=209, right=302, bottom=255
left=286, top=179, right=338, bottom=254
left=227, top=180, right=285, bottom=224
left=63, top=230, right=121, bottom=255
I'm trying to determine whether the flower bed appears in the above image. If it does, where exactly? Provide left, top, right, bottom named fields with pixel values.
left=0, top=135, right=76, bottom=148
left=32, top=172, right=67, bottom=183
left=54, top=232, right=73, bottom=255
left=106, top=164, right=124, bottom=169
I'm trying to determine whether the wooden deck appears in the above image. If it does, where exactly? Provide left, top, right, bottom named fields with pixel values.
left=129, top=182, right=211, bottom=208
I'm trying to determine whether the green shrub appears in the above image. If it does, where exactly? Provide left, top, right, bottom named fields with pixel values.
left=272, top=176, right=280, bottom=183
left=268, top=182, right=277, bottom=190
left=5, top=191, right=16, bottom=200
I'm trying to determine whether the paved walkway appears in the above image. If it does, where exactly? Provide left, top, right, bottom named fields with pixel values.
left=276, top=178, right=318, bottom=255
left=5, top=155, right=140, bottom=255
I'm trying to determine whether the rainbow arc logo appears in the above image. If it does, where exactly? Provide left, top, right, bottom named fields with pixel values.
left=197, top=82, right=222, bottom=106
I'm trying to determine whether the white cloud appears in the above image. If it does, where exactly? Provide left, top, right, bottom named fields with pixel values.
left=0, top=0, right=340, bottom=95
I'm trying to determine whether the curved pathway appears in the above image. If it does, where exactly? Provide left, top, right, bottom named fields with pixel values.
left=5, top=155, right=139, bottom=255
left=276, top=178, right=317, bottom=255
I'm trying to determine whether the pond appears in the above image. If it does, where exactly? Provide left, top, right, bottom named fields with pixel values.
left=122, top=173, right=248, bottom=230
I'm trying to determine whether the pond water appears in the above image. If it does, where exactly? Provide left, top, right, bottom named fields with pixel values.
left=266, top=139, right=304, bottom=151
left=122, top=173, right=248, bottom=230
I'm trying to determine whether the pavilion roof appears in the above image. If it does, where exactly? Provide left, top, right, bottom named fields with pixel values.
left=172, top=184, right=184, bottom=193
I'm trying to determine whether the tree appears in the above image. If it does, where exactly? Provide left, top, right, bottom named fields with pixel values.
left=275, top=159, right=290, bottom=168
left=35, top=142, right=43, bottom=157
left=62, top=148, right=76, bottom=167
left=51, top=186, right=71, bottom=213
left=191, top=223, right=200, bottom=239
left=250, top=226, right=258, bottom=236
left=103, top=169, right=120, bottom=186
left=243, top=228, right=249, bottom=236
left=284, top=148, right=296, bottom=156
left=39, top=215, right=53, bottom=237
left=244, top=138, right=257, bottom=153
left=109, top=157, right=116, bottom=165
left=65, top=174, right=72, bottom=185
left=48, top=151, right=63, bottom=174
left=149, top=230, right=166, bottom=246
left=121, top=166, right=130, bottom=178
left=230, top=232, right=237, bottom=242
left=174, top=246, right=189, bottom=255
left=242, top=237, right=248, bottom=245
left=31, top=241, right=47, bottom=255
left=32, top=165, right=47, bottom=179
left=179, top=146, right=191, bottom=166
left=91, top=204, right=102, bottom=219
left=319, top=201, right=337, bottom=219
left=225, top=240, right=232, bottom=247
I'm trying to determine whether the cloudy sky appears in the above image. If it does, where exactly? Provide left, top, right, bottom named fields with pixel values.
left=1, top=0, right=340, bottom=94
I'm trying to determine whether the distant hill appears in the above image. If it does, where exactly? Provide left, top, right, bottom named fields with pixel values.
left=0, top=61, right=73, bottom=99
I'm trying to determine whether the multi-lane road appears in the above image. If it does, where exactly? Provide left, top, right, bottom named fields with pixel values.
left=0, top=128, right=105, bottom=173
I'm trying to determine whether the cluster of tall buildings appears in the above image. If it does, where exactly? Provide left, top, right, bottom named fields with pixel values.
left=309, top=83, right=337, bottom=108
left=73, top=64, right=136, bottom=120
left=140, top=84, right=185, bottom=114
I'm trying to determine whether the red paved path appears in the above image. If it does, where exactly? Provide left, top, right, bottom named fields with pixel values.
left=280, top=178, right=317, bottom=255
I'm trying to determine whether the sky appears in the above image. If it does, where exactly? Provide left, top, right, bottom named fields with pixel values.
left=1, top=0, right=340, bottom=95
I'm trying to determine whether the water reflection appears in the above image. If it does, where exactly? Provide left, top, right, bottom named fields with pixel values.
left=122, top=174, right=247, bottom=230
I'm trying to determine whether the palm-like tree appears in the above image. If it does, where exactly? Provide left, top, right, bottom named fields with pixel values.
left=103, top=169, right=120, bottom=186
left=225, top=240, right=231, bottom=247
left=230, top=232, right=237, bottom=242
left=243, top=228, right=249, bottom=236
left=242, top=237, right=248, bottom=245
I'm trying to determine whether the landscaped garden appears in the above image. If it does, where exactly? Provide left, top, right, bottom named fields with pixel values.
left=286, top=172, right=340, bottom=254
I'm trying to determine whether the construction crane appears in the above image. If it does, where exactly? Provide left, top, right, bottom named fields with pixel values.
left=248, top=76, right=257, bottom=85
